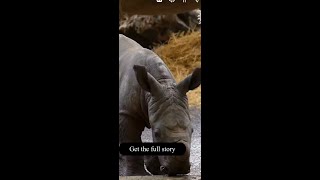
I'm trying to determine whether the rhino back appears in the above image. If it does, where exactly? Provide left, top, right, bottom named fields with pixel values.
left=119, top=34, right=151, bottom=128
left=119, top=34, right=175, bottom=129
left=119, top=34, right=174, bottom=82
left=119, top=34, right=142, bottom=55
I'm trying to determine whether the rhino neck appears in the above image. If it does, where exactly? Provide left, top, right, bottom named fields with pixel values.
left=145, top=53, right=176, bottom=82
left=141, top=54, right=177, bottom=129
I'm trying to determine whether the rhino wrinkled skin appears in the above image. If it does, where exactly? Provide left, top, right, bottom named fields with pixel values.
left=119, top=34, right=201, bottom=176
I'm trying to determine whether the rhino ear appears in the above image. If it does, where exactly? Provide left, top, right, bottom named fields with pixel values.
left=133, top=65, right=162, bottom=95
left=177, top=67, right=201, bottom=94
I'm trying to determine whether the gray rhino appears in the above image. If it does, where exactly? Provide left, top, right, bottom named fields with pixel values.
left=119, top=34, right=201, bottom=176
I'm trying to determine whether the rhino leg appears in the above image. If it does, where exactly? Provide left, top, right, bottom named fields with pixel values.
left=121, top=155, right=149, bottom=175
left=144, top=155, right=165, bottom=175
left=119, top=152, right=126, bottom=175
left=119, top=115, right=149, bottom=176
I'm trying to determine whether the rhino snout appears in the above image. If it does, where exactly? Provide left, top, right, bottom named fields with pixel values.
left=158, top=141, right=191, bottom=175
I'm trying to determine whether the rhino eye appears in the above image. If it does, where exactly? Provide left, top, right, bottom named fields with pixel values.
left=154, top=130, right=161, bottom=138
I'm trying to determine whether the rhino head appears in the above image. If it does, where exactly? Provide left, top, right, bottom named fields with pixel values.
left=133, top=65, right=201, bottom=175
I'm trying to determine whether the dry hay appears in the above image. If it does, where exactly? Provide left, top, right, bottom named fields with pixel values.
left=153, top=30, right=201, bottom=107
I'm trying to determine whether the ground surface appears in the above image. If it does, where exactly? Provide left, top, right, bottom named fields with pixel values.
left=141, top=107, right=201, bottom=176
left=119, top=176, right=201, bottom=180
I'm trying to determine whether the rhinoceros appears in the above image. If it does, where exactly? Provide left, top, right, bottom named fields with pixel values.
left=119, top=34, right=201, bottom=176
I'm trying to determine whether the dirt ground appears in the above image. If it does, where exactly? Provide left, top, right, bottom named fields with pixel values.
left=119, top=176, right=201, bottom=180
left=141, top=107, right=201, bottom=176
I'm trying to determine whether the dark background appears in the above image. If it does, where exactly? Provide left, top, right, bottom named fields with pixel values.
left=1, top=1, right=318, bottom=179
